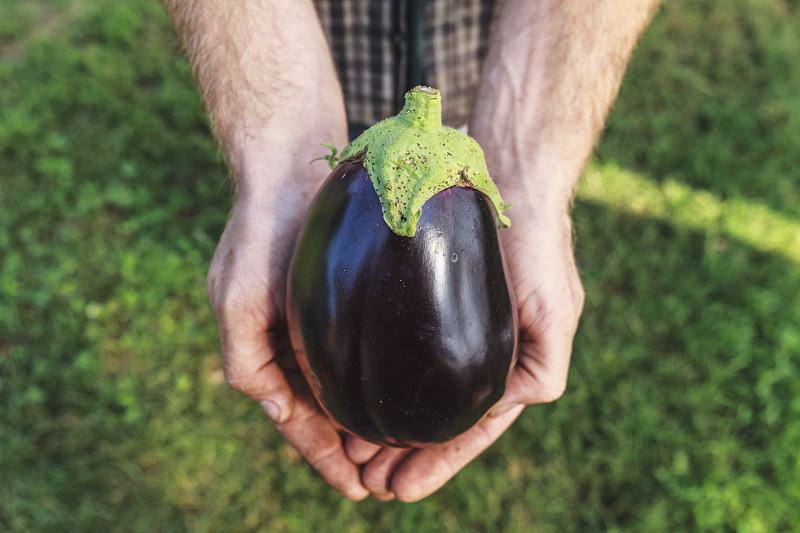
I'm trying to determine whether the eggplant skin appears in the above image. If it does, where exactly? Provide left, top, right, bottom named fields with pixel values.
left=287, top=161, right=518, bottom=447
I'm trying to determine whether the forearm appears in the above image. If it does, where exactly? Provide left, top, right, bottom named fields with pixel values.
left=470, top=0, right=661, bottom=212
left=162, top=0, right=347, bottom=196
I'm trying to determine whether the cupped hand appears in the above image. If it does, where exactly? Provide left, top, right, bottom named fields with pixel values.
left=206, top=138, right=583, bottom=503
left=346, top=205, right=585, bottom=502
left=206, top=153, right=370, bottom=501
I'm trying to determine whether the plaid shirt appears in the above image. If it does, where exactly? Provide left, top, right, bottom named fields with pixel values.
left=314, top=0, right=502, bottom=128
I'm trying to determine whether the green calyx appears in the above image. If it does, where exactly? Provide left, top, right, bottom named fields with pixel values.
left=339, top=86, right=511, bottom=237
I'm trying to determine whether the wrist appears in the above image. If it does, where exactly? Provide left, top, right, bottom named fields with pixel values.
left=231, top=130, right=344, bottom=198
left=225, top=93, right=348, bottom=202
left=469, top=102, right=586, bottom=227
left=473, top=136, right=579, bottom=229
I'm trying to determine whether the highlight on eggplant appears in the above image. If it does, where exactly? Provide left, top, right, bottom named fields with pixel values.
left=286, top=87, right=517, bottom=447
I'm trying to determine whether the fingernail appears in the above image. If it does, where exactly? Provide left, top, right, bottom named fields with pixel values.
left=372, top=492, right=396, bottom=502
left=260, top=400, right=283, bottom=423
left=489, top=403, right=520, bottom=418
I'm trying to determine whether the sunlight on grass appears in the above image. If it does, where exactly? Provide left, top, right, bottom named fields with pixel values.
left=580, top=162, right=800, bottom=265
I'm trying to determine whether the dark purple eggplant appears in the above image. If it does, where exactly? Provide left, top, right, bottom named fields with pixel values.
left=286, top=87, right=517, bottom=447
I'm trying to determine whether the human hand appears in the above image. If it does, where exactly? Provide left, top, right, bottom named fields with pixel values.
left=206, top=151, right=370, bottom=501
left=343, top=200, right=585, bottom=502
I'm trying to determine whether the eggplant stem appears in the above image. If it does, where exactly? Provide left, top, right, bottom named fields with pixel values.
left=398, top=86, right=442, bottom=132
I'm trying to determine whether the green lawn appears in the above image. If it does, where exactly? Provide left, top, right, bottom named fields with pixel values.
left=1, top=1, right=798, bottom=531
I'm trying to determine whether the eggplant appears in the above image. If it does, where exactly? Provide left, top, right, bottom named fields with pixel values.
left=286, top=87, right=517, bottom=446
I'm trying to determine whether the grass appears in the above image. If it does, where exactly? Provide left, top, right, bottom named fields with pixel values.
left=1, top=0, right=798, bottom=531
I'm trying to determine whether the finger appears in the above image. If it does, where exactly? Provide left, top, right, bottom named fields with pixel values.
left=361, top=446, right=411, bottom=501
left=218, top=315, right=296, bottom=424
left=345, top=435, right=383, bottom=464
left=275, top=373, right=370, bottom=501
left=389, top=405, right=525, bottom=502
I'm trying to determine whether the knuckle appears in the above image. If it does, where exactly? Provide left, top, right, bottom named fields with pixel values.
left=206, top=271, right=219, bottom=305
left=541, top=379, right=567, bottom=403
left=573, top=283, right=586, bottom=315
left=223, top=364, right=257, bottom=396
left=305, top=441, right=340, bottom=472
